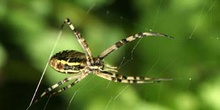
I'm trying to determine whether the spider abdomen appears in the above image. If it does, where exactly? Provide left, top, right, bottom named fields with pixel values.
left=49, top=50, right=87, bottom=73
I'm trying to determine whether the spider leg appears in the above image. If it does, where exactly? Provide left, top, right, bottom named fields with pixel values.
left=62, top=18, right=93, bottom=63
left=34, top=73, right=84, bottom=103
left=96, top=71, right=172, bottom=84
left=98, top=32, right=174, bottom=59
left=48, top=73, right=88, bottom=97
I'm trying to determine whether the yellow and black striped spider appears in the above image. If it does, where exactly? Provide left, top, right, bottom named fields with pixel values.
left=36, top=18, right=174, bottom=102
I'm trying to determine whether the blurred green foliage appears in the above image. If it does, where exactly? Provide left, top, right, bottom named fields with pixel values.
left=0, top=0, right=220, bottom=110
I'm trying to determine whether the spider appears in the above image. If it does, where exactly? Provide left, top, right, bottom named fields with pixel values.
left=35, top=18, right=174, bottom=102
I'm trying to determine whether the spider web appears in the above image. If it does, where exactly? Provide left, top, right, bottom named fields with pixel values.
left=25, top=0, right=219, bottom=110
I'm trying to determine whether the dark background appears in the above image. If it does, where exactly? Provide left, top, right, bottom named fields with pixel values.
left=0, top=0, right=219, bottom=110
